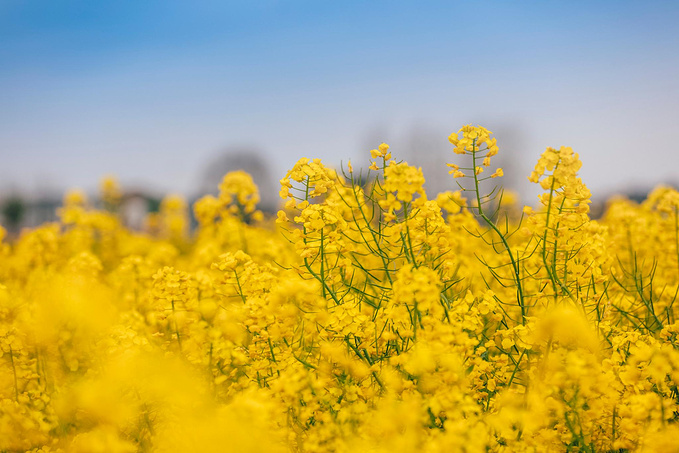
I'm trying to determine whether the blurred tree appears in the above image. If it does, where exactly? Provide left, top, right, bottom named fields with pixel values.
left=2, top=196, right=25, bottom=233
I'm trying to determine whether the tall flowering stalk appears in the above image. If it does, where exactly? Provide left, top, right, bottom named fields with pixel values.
left=447, top=125, right=526, bottom=324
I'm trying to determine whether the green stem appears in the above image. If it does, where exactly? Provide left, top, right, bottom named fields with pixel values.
left=9, top=345, right=19, bottom=402
left=471, top=145, right=526, bottom=324
left=171, top=300, right=183, bottom=352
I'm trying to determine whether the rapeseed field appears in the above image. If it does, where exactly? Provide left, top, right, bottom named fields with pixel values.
left=1, top=126, right=678, bottom=452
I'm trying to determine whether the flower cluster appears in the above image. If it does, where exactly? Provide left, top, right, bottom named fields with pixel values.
left=219, top=170, right=261, bottom=219
left=447, top=125, right=503, bottom=182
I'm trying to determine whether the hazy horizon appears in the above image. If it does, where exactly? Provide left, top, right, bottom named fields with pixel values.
left=1, top=0, right=678, bottom=205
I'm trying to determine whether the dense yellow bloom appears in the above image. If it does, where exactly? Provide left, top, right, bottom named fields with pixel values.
left=382, top=161, right=426, bottom=203
left=219, top=170, right=261, bottom=215
left=281, top=157, right=335, bottom=204
left=448, top=124, right=498, bottom=156
left=1, top=125, right=678, bottom=452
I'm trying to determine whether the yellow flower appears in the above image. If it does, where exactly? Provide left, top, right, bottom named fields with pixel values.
left=99, top=174, right=121, bottom=207
left=448, top=124, right=497, bottom=155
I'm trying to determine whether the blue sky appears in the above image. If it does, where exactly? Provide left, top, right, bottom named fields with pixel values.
left=1, top=0, right=678, bottom=202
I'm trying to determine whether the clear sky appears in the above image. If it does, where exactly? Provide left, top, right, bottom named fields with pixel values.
left=1, top=0, right=678, bottom=203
